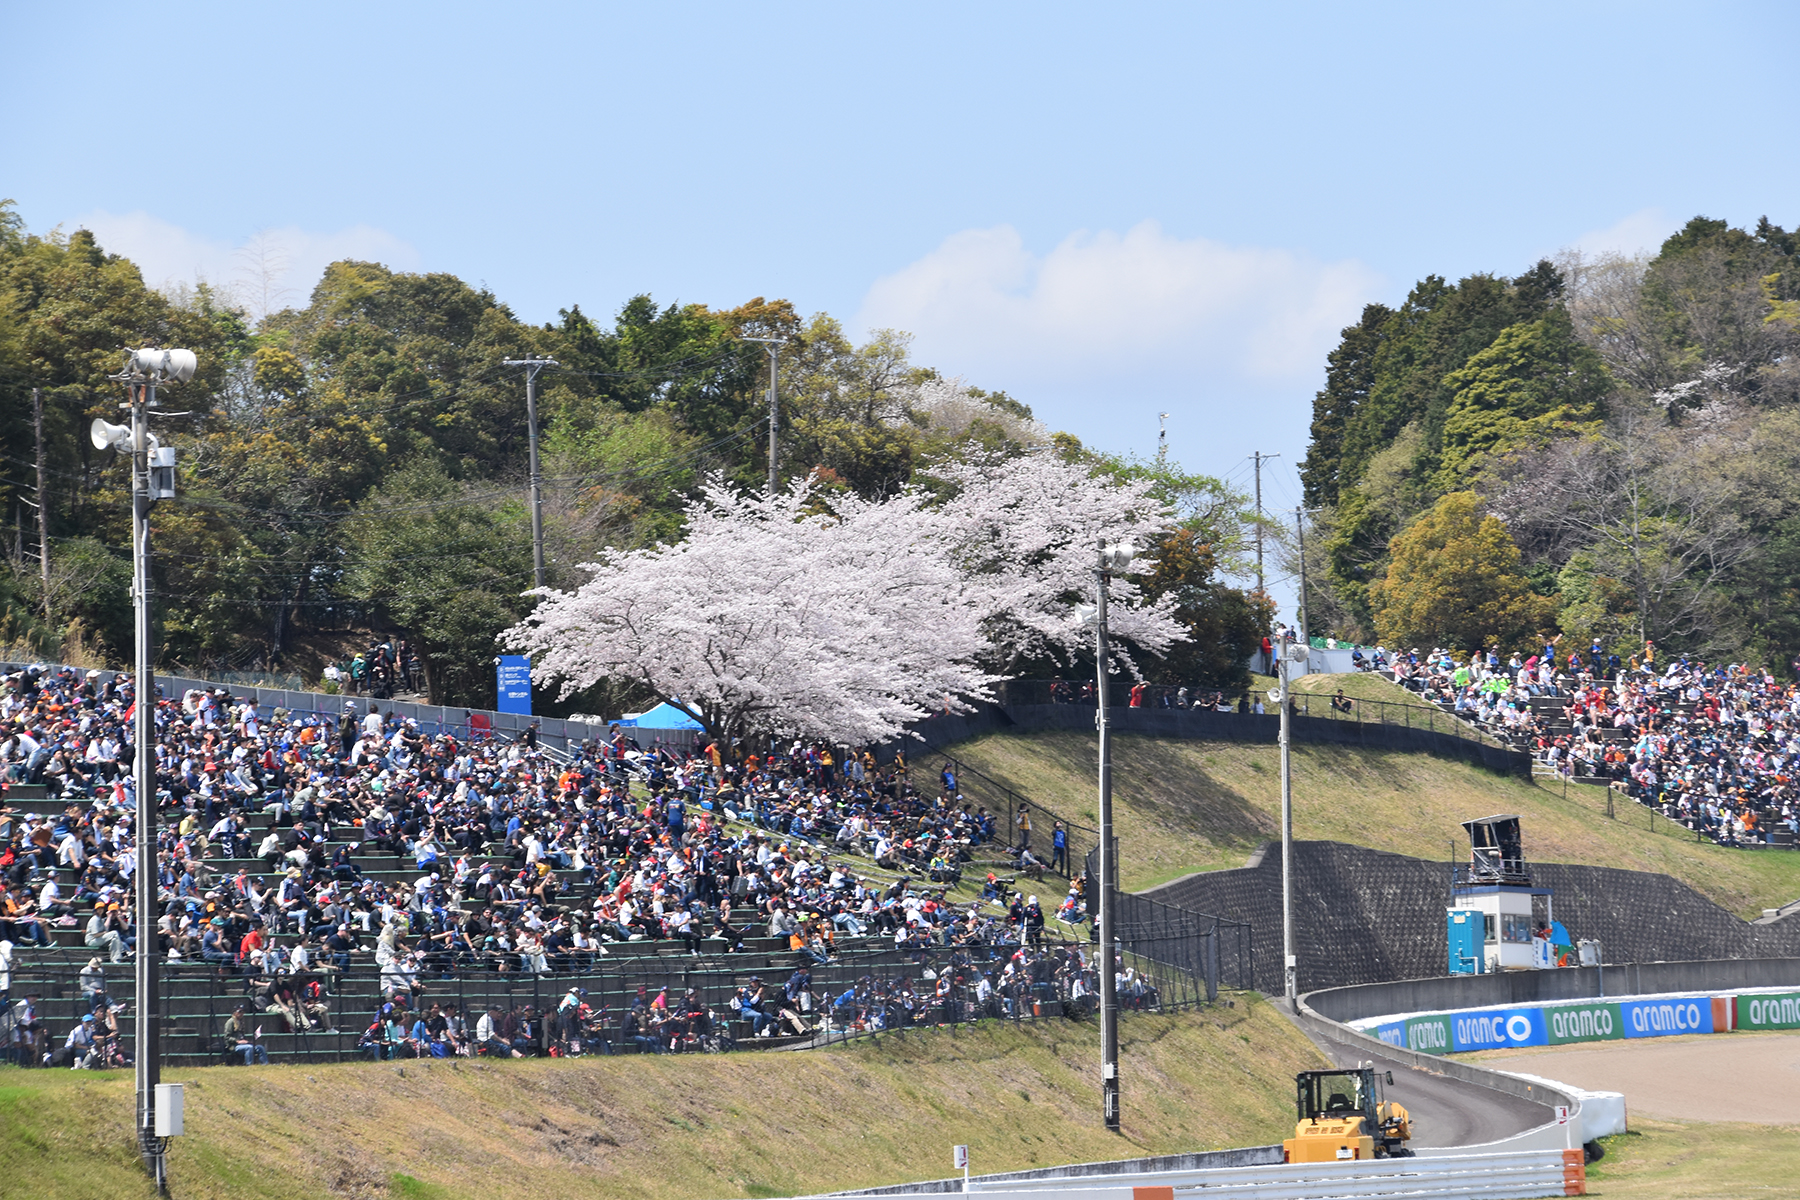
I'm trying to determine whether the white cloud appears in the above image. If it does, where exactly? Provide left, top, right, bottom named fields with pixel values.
left=69, top=210, right=421, bottom=317
left=1567, top=208, right=1675, bottom=259
left=856, top=221, right=1380, bottom=388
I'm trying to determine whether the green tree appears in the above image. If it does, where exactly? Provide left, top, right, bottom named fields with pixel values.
left=1337, top=263, right=1562, bottom=492
left=1436, top=307, right=1610, bottom=485
left=1372, top=492, right=1556, bottom=652
left=1137, top=528, right=1272, bottom=689
left=1300, top=302, right=1391, bottom=507
left=343, top=461, right=535, bottom=705
left=1554, top=551, right=1638, bottom=657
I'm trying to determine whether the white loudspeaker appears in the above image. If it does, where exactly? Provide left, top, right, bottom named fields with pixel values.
left=127, top=347, right=197, bottom=382
left=91, top=418, right=132, bottom=451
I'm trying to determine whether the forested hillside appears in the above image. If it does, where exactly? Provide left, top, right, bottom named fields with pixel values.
left=1297, top=215, right=1800, bottom=663
left=0, top=203, right=1266, bottom=707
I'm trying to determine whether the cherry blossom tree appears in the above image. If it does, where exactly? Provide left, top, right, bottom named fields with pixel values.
left=933, top=450, right=1187, bottom=671
left=504, top=449, right=1186, bottom=742
left=503, top=479, right=1000, bottom=743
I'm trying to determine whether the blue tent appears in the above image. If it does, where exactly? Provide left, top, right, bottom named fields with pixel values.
left=622, top=701, right=704, bottom=731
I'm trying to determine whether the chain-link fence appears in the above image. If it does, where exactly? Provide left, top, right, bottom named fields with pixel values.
left=1083, top=842, right=1256, bottom=1007
left=920, top=752, right=1099, bottom=883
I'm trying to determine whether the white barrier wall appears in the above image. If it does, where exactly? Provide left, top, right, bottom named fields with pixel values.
left=814, top=1150, right=1588, bottom=1199
left=1353, top=987, right=1800, bottom=1055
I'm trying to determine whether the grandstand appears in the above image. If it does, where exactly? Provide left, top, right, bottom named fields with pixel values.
left=2, top=664, right=1235, bottom=1072
left=1383, top=647, right=1800, bottom=848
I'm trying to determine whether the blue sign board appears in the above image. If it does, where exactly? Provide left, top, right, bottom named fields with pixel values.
left=1449, top=1007, right=1546, bottom=1051
left=1618, top=996, right=1712, bottom=1038
left=496, top=655, right=532, bottom=715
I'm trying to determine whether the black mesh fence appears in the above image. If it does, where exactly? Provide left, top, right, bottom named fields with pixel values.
left=1084, top=842, right=1255, bottom=1005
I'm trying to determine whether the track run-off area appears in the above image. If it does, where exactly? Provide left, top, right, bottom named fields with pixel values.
left=1475, top=1030, right=1800, bottom=1125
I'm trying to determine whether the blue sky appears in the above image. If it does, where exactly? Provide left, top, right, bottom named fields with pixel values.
left=7, top=1, right=1796, bottom=608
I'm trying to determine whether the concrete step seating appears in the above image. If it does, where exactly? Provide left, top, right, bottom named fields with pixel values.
left=4, top=929, right=1039, bottom=1065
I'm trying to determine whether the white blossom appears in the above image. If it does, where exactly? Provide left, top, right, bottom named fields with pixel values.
left=504, top=479, right=998, bottom=743
left=505, top=450, right=1187, bottom=741
left=933, top=449, right=1187, bottom=671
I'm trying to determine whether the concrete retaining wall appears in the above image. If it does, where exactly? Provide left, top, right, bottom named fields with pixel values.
left=1305, top=959, right=1800, bottom=1026
left=1146, top=841, right=1800, bottom=994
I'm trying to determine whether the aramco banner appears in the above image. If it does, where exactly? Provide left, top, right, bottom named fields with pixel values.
left=1366, top=991, right=1745, bottom=1055
left=1737, top=991, right=1800, bottom=1031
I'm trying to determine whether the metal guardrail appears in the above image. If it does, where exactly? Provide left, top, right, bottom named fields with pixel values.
left=955, top=1149, right=1587, bottom=1197
left=1005, top=678, right=1513, bottom=752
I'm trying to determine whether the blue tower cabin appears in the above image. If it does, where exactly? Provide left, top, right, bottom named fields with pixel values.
left=1447, top=815, right=1557, bottom=974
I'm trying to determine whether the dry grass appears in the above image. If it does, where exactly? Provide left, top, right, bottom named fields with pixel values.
left=0, top=999, right=1323, bottom=1200
left=935, top=728, right=1800, bottom=915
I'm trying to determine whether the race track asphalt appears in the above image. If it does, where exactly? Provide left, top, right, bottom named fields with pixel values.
left=1300, top=1021, right=1554, bottom=1149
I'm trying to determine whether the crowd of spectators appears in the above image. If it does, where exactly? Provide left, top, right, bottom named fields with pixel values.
left=320, top=637, right=421, bottom=699
left=1047, top=679, right=1260, bottom=714
left=0, top=662, right=1114, bottom=1067
left=1381, top=638, right=1800, bottom=847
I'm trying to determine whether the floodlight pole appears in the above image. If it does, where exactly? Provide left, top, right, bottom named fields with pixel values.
left=126, top=376, right=162, bottom=1185
left=1279, top=629, right=1296, bottom=1004
left=107, top=348, right=191, bottom=1191
left=1094, top=540, right=1121, bottom=1132
left=502, top=357, right=559, bottom=589
left=742, top=337, right=784, bottom=495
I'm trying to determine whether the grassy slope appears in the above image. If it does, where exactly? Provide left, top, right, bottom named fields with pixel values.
left=0, top=1001, right=1321, bottom=1200
left=1588, top=1120, right=1800, bottom=1199
left=933, top=727, right=1800, bottom=917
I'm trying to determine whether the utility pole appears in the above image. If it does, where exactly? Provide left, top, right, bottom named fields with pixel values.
left=742, top=337, right=785, bottom=494
left=33, top=387, right=49, bottom=616
left=1294, top=506, right=1311, bottom=642
left=1252, top=452, right=1277, bottom=598
left=1157, top=413, right=1170, bottom=466
left=502, top=356, right=559, bottom=590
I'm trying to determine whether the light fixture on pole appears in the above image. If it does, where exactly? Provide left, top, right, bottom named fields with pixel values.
left=740, top=336, right=785, bottom=495
left=1276, top=633, right=1307, bottom=1005
left=501, top=356, right=560, bottom=590
left=107, top=346, right=194, bottom=1192
left=1091, top=537, right=1137, bottom=1132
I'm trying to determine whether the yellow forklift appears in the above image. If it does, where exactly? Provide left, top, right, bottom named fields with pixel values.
left=1282, top=1065, right=1413, bottom=1163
